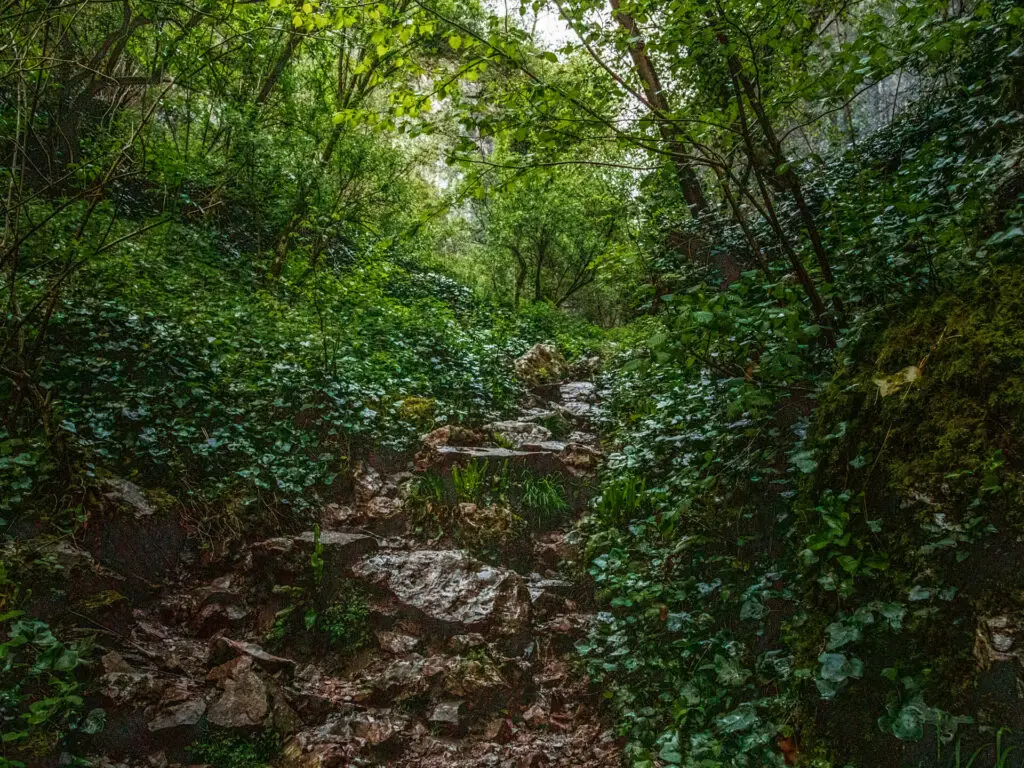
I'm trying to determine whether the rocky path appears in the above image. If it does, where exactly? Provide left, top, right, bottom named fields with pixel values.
left=79, top=361, right=620, bottom=768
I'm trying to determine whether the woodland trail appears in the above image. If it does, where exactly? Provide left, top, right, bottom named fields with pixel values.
left=77, top=360, right=621, bottom=768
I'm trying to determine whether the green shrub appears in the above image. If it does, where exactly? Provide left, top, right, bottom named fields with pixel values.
left=188, top=729, right=280, bottom=768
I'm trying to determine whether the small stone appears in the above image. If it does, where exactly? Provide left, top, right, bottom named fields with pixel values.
left=354, top=464, right=383, bottom=503
left=448, top=633, right=485, bottom=652
left=376, top=631, right=420, bottom=655
left=522, top=703, right=548, bottom=727
left=102, top=651, right=133, bottom=674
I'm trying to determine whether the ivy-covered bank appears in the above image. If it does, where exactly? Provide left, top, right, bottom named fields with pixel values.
left=575, top=22, right=1024, bottom=767
left=1, top=223, right=600, bottom=535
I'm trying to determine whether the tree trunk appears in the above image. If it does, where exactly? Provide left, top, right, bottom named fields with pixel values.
left=609, top=0, right=708, bottom=218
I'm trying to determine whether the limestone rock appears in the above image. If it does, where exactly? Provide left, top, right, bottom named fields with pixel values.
left=206, top=656, right=269, bottom=728
left=354, top=464, right=383, bottom=504
left=210, top=637, right=297, bottom=676
left=558, top=443, right=601, bottom=476
left=514, top=344, right=567, bottom=387
left=84, top=478, right=185, bottom=583
left=429, top=700, right=463, bottom=733
left=147, top=697, right=207, bottom=732
left=485, top=420, right=552, bottom=449
left=376, top=631, right=420, bottom=655
left=249, top=531, right=376, bottom=587
left=422, top=425, right=484, bottom=450
left=352, top=550, right=531, bottom=641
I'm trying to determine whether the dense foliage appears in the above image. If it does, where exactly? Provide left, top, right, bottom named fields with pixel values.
left=2, top=0, right=1024, bottom=761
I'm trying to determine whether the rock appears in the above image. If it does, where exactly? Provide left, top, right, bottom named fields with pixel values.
left=485, top=420, right=552, bottom=449
left=538, top=614, right=594, bottom=654
left=354, top=464, right=383, bottom=503
left=366, top=654, right=456, bottom=703
left=206, top=656, right=269, bottom=728
left=347, top=709, right=409, bottom=747
left=484, top=717, right=514, bottom=743
left=566, top=430, right=599, bottom=446
left=380, top=471, right=414, bottom=498
left=210, top=637, right=297, bottom=675
left=521, top=440, right=568, bottom=453
left=102, top=651, right=134, bottom=674
left=976, top=614, right=1022, bottom=666
left=99, top=670, right=164, bottom=706
left=528, top=577, right=574, bottom=618
left=448, top=633, right=486, bottom=652
left=569, top=355, right=601, bottom=379
left=558, top=443, right=601, bottom=476
left=147, top=697, right=207, bottom=732
left=321, top=503, right=358, bottom=527
left=360, top=496, right=406, bottom=534
left=83, top=478, right=185, bottom=585
left=520, top=750, right=550, bottom=768
left=102, top=477, right=156, bottom=517
left=191, top=602, right=249, bottom=638
left=295, top=529, right=377, bottom=569
left=272, top=697, right=305, bottom=736
left=443, top=658, right=509, bottom=708
left=560, top=381, right=597, bottom=405
left=534, top=532, right=576, bottom=571
left=422, top=425, right=484, bottom=451
left=376, top=631, right=420, bottom=655
left=429, top=700, right=463, bottom=733
left=514, top=344, right=567, bottom=387
left=522, top=702, right=548, bottom=727
left=352, top=550, right=531, bottom=643
left=281, top=726, right=356, bottom=768
left=425, top=445, right=565, bottom=478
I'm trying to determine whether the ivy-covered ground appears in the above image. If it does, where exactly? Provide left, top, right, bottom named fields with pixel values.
left=4, top=0, right=1024, bottom=763
left=573, top=26, right=1024, bottom=768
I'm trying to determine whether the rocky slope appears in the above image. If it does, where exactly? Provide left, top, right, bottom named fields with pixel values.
left=40, top=347, right=620, bottom=768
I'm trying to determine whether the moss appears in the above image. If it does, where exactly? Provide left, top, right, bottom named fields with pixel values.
left=188, top=728, right=280, bottom=768
left=75, top=589, right=127, bottom=612
left=795, top=266, right=1024, bottom=763
left=396, top=396, right=436, bottom=429
left=815, top=265, right=1024, bottom=521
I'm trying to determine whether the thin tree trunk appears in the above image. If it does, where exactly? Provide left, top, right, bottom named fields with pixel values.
left=609, top=0, right=707, bottom=218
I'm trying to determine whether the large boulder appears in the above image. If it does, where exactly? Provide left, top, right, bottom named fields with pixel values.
left=352, top=550, right=531, bottom=645
left=83, top=478, right=185, bottom=588
left=514, top=344, right=567, bottom=387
